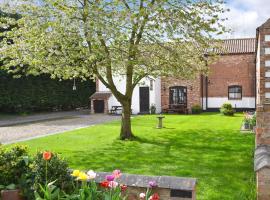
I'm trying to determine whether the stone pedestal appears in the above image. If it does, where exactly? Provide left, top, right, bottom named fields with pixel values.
left=157, top=116, right=165, bottom=129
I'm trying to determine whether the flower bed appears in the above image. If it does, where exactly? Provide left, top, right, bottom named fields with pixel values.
left=0, top=146, right=196, bottom=200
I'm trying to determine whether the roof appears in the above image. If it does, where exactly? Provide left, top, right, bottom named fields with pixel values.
left=254, top=145, right=270, bottom=172
left=90, top=91, right=112, bottom=99
left=215, top=38, right=256, bottom=54
left=257, top=18, right=270, bottom=30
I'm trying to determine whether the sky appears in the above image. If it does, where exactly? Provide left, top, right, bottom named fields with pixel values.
left=223, top=0, right=270, bottom=38
left=0, top=0, right=269, bottom=39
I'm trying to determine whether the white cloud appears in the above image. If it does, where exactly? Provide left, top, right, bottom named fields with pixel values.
left=221, top=0, right=270, bottom=38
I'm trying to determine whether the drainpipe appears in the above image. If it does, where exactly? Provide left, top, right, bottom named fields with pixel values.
left=206, top=76, right=208, bottom=110
left=201, top=75, right=204, bottom=110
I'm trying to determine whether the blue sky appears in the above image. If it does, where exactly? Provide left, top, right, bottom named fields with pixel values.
left=1, top=0, right=269, bottom=38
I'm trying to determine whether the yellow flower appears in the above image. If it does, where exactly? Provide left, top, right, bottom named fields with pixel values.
left=71, top=170, right=80, bottom=177
left=78, top=172, right=88, bottom=181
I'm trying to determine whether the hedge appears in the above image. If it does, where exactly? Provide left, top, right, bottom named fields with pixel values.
left=0, top=71, right=95, bottom=113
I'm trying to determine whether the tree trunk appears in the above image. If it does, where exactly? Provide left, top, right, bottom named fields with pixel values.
left=120, top=101, right=134, bottom=140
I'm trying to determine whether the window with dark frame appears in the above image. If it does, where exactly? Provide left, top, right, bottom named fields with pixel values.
left=169, top=86, right=187, bottom=105
left=228, top=85, right=242, bottom=100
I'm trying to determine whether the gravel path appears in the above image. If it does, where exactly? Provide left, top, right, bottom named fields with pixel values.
left=0, top=112, right=120, bottom=144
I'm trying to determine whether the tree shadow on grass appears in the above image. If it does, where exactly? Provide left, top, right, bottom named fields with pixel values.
left=66, top=128, right=254, bottom=200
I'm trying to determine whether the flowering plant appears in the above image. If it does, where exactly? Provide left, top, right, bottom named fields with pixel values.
left=243, top=112, right=256, bottom=130
left=35, top=152, right=159, bottom=200
left=99, top=170, right=127, bottom=200
left=34, top=152, right=62, bottom=200
left=69, top=169, right=99, bottom=199
left=243, top=112, right=252, bottom=124
left=139, top=181, right=159, bottom=200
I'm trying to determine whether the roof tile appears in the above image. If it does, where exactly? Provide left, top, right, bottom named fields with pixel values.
left=215, top=38, right=256, bottom=54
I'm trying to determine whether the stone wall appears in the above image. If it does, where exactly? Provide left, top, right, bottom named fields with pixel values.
left=95, top=172, right=197, bottom=200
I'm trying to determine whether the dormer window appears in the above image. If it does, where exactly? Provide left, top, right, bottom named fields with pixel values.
left=228, top=85, right=242, bottom=100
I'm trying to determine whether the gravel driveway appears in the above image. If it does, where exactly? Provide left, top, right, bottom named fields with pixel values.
left=0, top=111, right=120, bottom=144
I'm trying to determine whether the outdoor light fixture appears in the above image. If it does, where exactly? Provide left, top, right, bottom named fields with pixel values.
left=73, top=78, right=77, bottom=91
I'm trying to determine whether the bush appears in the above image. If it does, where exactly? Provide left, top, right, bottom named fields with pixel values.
left=250, top=113, right=256, bottom=127
left=0, top=145, right=29, bottom=186
left=0, top=71, right=95, bottom=113
left=220, top=103, right=235, bottom=116
left=32, top=151, right=72, bottom=193
left=150, top=104, right=156, bottom=114
left=191, top=105, right=202, bottom=114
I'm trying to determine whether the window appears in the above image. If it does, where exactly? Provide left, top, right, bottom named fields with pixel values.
left=169, top=86, right=187, bottom=105
left=228, top=86, right=242, bottom=100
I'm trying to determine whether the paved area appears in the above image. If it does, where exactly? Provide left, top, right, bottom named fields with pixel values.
left=0, top=110, right=120, bottom=144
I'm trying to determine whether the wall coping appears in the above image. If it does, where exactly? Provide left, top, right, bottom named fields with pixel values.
left=95, top=172, right=196, bottom=191
left=255, top=145, right=270, bottom=172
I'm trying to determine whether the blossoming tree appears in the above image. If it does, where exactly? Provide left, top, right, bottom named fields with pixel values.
left=0, top=0, right=227, bottom=139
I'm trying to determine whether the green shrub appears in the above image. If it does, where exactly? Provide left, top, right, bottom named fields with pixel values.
left=0, top=145, right=29, bottom=186
left=191, top=105, right=202, bottom=114
left=220, top=103, right=235, bottom=116
left=0, top=145, right=34, bottom=199
left=32, top=152, right=72, bottom=193
left=250, top=113, right=256, bottom=127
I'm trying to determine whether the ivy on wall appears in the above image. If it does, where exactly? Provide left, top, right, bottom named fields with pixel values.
left=0, top=71, right=95, bottom=113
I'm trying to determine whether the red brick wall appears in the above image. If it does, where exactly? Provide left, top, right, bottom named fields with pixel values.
left=160, top=76, right=201, bottom=112
left=256, top=21, right=270, bottom=145
left=207, top=54, right=256, bottom=97
left=256, top=19, right=270, bottom=200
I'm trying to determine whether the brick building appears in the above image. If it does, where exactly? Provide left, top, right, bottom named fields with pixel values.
left=160, top=38, right=256, bottom=113
left=91, top=38, right=257, bottom=114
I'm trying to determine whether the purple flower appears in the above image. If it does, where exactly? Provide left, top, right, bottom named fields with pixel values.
left=106, top=175, right=115, bottom=181
left=148, top=180, right=157, bottom=188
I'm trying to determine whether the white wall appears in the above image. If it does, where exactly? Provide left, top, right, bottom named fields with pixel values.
left=206, top=97, right=256, bottom=109
left=98, top=76, right=161, bottom=114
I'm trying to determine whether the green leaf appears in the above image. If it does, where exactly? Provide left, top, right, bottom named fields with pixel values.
left=6, top=183, right=16, bottom=190
left=0, top=185, right=5, bottom=190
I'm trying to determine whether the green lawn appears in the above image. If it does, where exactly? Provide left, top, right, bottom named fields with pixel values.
left=15, top=113, right=255, bottom=200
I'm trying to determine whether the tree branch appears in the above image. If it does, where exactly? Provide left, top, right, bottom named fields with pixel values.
left=121, top=0, right=130, bottom=10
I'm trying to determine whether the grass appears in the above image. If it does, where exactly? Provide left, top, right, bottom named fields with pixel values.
left=14, top=113, right=255, bottom=200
